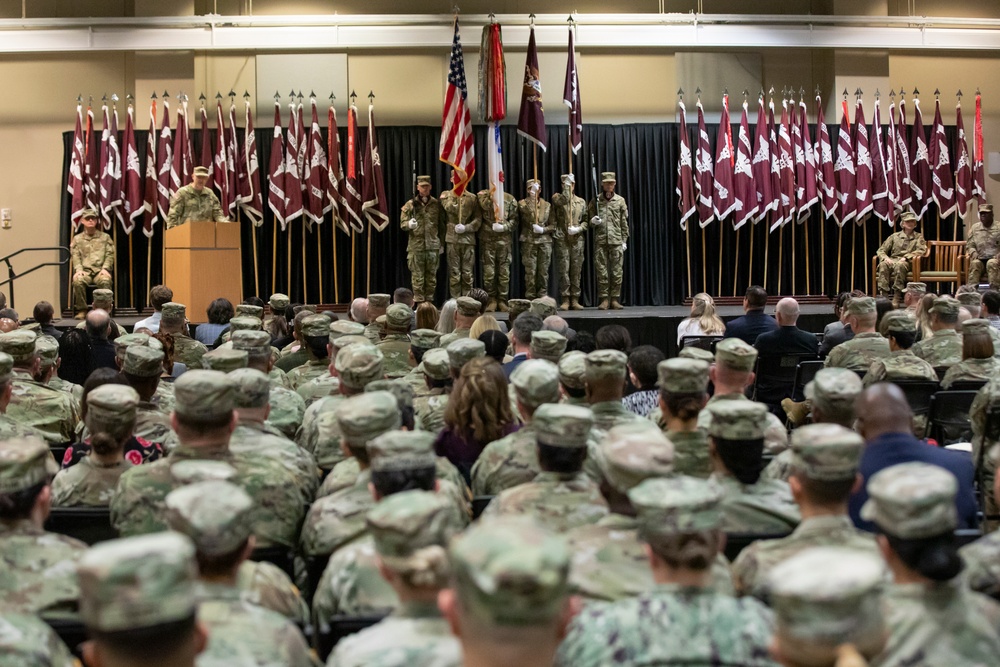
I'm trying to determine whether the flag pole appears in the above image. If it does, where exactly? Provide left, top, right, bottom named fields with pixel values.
left=717, top=222, right=723, bottom=295
left=366, top=92, right=376, bottom=296
left=679, top=90, right=693, bottom=297
left=862, top=217, right=869, bottom=294
left=850, top=222, right=856, bottom=291
left=732, top=225, right=740, bottom=296
left=747, top=220, right=755, bottom=289
left=331, top=94, right=340, bottom=305
left=836, top=223, right=843, bottom=292
left=763, top=215, right=770, bottom=292
left=777, top=223, right=784, bottom=294
left=804, top=215, right=811, bottom=295
left=350, top=229, right=356, bottom=301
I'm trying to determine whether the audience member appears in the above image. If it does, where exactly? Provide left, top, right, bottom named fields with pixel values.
left=542, top=314, right=572, bottom=340
left=752, top=297, right=818, bottom=408
left=0, top=307, right=19, bottom=324
left=824, top=297, right=890, bottom=373
left=468, top=287, right=490, bottom=315
left=902, top=281, right=927, bottom=313
left=349, top=297, right=369, bottom=324
left=862, top=313, right=936, bottom=388
left=530, top=330, right=567, bottom=364
left=85, top=308, right=118, bottom=370
left=622, top=345, right=664, bottom=417
left=435, top=298, right=457, bottom=335
left=874, top=296, right=893, bottom=331
left=191, top=297, right=232, bottom=347
left=594, top=324, right=632, bottom=354
left=676, top=292, right=725, bottom=345
left=983, top=289, right=1000, bottom=328
left=586, top=349, right=642, bottom=431
left=0, top=318, right=16, bottom=333
left=819, top=291, right=859, bottom=357
left=941, top=319, right=999, bottom=389
left=503, top=312, right=543, bottom=378
left=914, top=292, right=936, bottom=340
left=652, top=358, right=710, bottom=477
left=566, top=330, right=596, bottom=354
left=31, top=301, right=61, bottom=340
left=56, top=328, right=94, bottom=386
left=479, top=330, right=508, bottom=364
left=274, top=310, right=316, bottom=372
left=393, top=286, right=415, bottom=307
left=134, top=284, right=173, bottom=333
left=440, top=296, right=480, bottom=346
left=911, top=296, right=963, bottom=368
left=415, top=301, right=440, bottom=330
left=723, top=285, right=778, bottom=345
left=469, top=314, right=501, bottom=340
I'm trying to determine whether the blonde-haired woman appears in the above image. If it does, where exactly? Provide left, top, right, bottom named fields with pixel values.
left=469, top=314, right=502, bottom=340
left=676, top=292, right=726, bottom=345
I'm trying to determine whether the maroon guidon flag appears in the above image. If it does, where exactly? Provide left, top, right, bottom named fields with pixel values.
left=67, top=101, right=86, bottom=228
left=343, top=102, right=365, bottom=232
left=283, top=98, right=304, bottom=227
left=814, top=94, right=837, bottom=219
left=796, top=95, right=818, bottom=219
left=834, top=98, right=857, bottom=226
left=155, top=98, right=173, bottom=223
left=199, top=105, right=214, bottom=191
left=85, top=103, right=99, bottom=214
left=895, top=96, right=913, bottom=209
left=928, top=96, right=956, bottom=218
left=752, top=94, right=775, bottom=223
left=777, top=98, right=796, bottom=227
left=141, top=98, right=159, bottom=237
left=713, top=94, right=737, bottom=221
left=909, top=93, right=931, bottom=218
left=213, top=101, right=232, bottom=215
left=853, top=97, right=874, bottom=221
left=120, top=102, right=142, bottom=235
left=955, top=98, right=973, bottom=216
left=226, top=102, right=240, bottom=219
left=327, top=102, right=348, bottom=234
left=675, top=99, right=697, bottom=230
left=239, top=98, right=263, bottom=227
left=517, top=24, right=546, bottom=151
left=362, top=103, right=390, bottom=232
left=266, top=100, right=287, bottom=227
left=870, top=97, right=891, bottom=223
left=767, top=98, right=782, bottom=231
left=694, top=100, right=715, bottom=228
left=304, top=96, right=332, bottom=229
left=974, top=91, right=986, bottom=204
left=98, top=102, right=122, bottom=229
left=885, top=99, right=900, bottom=217
left=732, top=99, right=757, bottom=230
left=563, top=23, right=583, bottom=155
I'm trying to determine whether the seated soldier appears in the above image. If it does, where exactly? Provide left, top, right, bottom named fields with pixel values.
left=863, top=312, right=937, bottom=387
left=966, top=203, right=1000, bottom=289
left=824, top=296, right=890, bottom=374
left=70, top=208, right=114, bottom=319
left=875, top=210, right=927, bottom=307
left=74, top=288, right=127, bottom=337
left=911, top=295, right=963, bottom=369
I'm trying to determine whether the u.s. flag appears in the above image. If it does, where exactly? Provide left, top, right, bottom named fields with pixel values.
left=440, top=17, right=475, bottom=195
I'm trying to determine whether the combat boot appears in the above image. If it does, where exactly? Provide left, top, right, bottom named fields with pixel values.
left=781, top=398, right=811, bottom=427
left=598, top=299, right=610, bottom=310
left=570, top=299, right=584, bottom=310
left=74, top=311, right=87, bottom=320
left=497, top=299, right=509, bottom=312
left=486, top=298, right=497, bottom=312
left=560, top=298, right=570, bottom=310
left=610, top=299, right=623, bottom=310
left=892, top=291, right=902, bottom=309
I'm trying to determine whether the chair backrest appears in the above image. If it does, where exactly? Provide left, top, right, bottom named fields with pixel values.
left=933, top=366, right=950, bottom=382
left=472, top=496, right=494, bottom=520
left=983, top=406, right=1000, bottom=442
left=681, top=335, right=724, bottom=352
left=43, top=618, right=88, bottom=659
left=304, top=554, right=332, bottom=607
left=315, top=614, right=388, bottom=661
left=44, top=506, right=117, bottom=545
left=891, top=380, right=940, bottom=416
left=791, top=360, right=825, bottom=401
left=723, top=532, right=791, bottom=561
left=929, top=390, right=978, bottom=445
left=250, top=545, right=295, bottom=579
left=752, top=353, right=819, bottom=401
left=954, top=528, right=983, bottom=547
left=924, top=241, right=965, bottom=274
left=948, top=379, right=988, bottom=391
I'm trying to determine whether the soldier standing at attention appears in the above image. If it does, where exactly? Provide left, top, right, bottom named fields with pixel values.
left=441, top=173, right=481, bottom=298
left=166, top=165, right=228, bottom=228
left=401, top=175, right=446, bottom=304
left=875, top=210, right=927, bottom=307
left=966, top=203, right=1000, bottom=288
left=70, top=207, right=115, bottom=318
left=519, top=179, right=555, bottom=300
left=552, top=173, right=588, bottom=311
left=477, top=187, right=518, bottom=312
left=589, top=171, right=629, bottom=310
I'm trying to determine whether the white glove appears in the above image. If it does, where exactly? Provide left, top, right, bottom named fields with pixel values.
left=528, top=183, right=541, bottom=194
left=622, top=242, right=627, bottom=251
left=532, top=224, right=544, bottom=234
left=492, top=223, right=504, bottom=233
left=407, top=218, right=417, bottom=230
left=568, top=225, right=580, bottom=236
left=455, top=223, right=466, bottom=234
left=591, top=215, right=602, bottom=226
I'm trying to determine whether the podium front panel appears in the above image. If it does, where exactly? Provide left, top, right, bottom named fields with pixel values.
left=164, top=248, right=242, bottom=322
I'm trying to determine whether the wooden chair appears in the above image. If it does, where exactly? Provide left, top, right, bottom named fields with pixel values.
left=912, top=241, right=967, bottom=292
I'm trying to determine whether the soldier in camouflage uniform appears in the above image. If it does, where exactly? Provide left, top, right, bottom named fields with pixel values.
left=970, top=379, right=1000, bottom=533
left=364, top=294, right=390, bottom=344
left=961, top=441, right=1000, bottom=600
left=286, top=314, right=333, bottom=390
left=35, top=335, right=83, bottom=402
left=551, top=174, right=588, bottom=310
left=732, top=424, right=879, bottom=599
left=329, top=490, right=463, bottom=667
left=507, top=297, right=531, bottom=323
left=441, top=182, right=481, bottom=298
left=438, top=296, right=480, bottom=348
left=585, top=349, right=643, bottom=431
left=403, top=328, right=441, bottom=397
left=862, top=462, right=1000, bottom=665
left=825, top=296, right=891, bottom=373
left=70, top=208, right=114, bottom=317
left=121, top=345, right=175, bottom=446
left=530, top=330, right=566, bottom=364
left=966, top=203, right=1000, bottom=288
left=482, top=403, right=609, bottom=532
left=263, top=292, right=290, bottom=332
left=377, top=303, right=413, bottom=378
left=166, top=165, right=228, bottom=228
left=519, top=179, right=555, bottom=300
left=401, top=175, right=446, bottom=303
left=863, top=312, right=938, bottom=387
left=649, top=357, right=711, bottom=478
left=295, top=322, right=367, bottom=406
left=556, top=475, right=776, bottom=667
left=0, top=329, right=79, bottom=444
left=588, top=171, right=629, bottom=310
left=163, top=480, right=316, bottom=666
left=557, top=350, right=588, bottom=405
left=0, top=436, right=87, bottom=617
left=412, top=347, right=451, bottom=434
left=0, top=611, right=76, bottom=666
left=232, top=328, right=290, bottom=390
left=158, top=302, right=208, bottom=370
left=477, top=188, right=518, bottom=311
left=876, top=210, right=927, bottom=305
left=73, top=288, right=128, bottom=336
left=0, top=353, right=47, bottom=441
left=217, top=313, right=263, bottom=346
left=768, top=548, right=887, bottom=666
left=911, top=295, right=963, bottom=368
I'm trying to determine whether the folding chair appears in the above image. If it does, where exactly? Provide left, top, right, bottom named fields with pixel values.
left=304, top=554, right=332, bottom=608
left=44, top=506, right=117, bottom=545
left=891, top=380, right=940, bottom=417
left=315, top=614, right=388, bottom=661
left=928, top=391, right=978, bottom=445
left=680, top=335, right=724, bottom=353
left=752, top=352, right=819, bottom=405
left=723, top=532, right=791, bottom=561
left=790, top=360, right=825, bottom=401
left=472, top=496, right=494, bottom=520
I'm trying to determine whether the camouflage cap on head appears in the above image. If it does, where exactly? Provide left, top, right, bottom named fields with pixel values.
left=447, top=338, right=485, bottom=370
left=0, top=351, right=12, bottom=383
left=410, top=328, right=441, bottom=350
left=386, top=303, right=413, bottom=331
left=507, top=299, right=531, bottom=321
left=77, top=533, right=198, bottom=632
left=122, top=345, right=165, bottom=377
left=421, top=348, right=451, bottom=381
left=268, top=293, right=290, bottom=311
left=0, top=329, right=37, bottom=363
left=456, top=296, right=481, bottom=317
left=510, top=359, right=561, bottom=408
left=368, top=293, right=391, bottom=309
left=584, top=349, right=628, bottom=383
left=714, top=337, right=757, bottom=372
left=201, top=347, right=248, bottom=373
left=981, top=203, right=994, bottom=213
left=804, top=367, right=863, bottom=408
left=962, top=318, right=992, bottom=336
left=449, top=516, right=570, bottom=626
left=768, top=547, right=886, bottom=660
left=883, top=311, right=917, bottom=334
left=92, top=288, right=114, bottom=304
left=337, top=391, right=401, bottom=448
left=228, top=315, right=263, bottom=332
left=928, top=295, right=959, bottom=319
left=861, top=461, right=958, bottom=538
left=595, top=422, right=675, bottom=493
left=529, top=298, right=557, bottom=319
left=789, top=423, right=864, bottom=481
left=160, top=302, right=187, bottom=321
left=86, top=384, right=140, bottom=425
left=957, top=292, right=982, bottom=308
left=301, top=314, right=332, bottom=338
left=329, top=320, right=366, bottom=343
left=114, top=332, right=151, bottom=357
left=173, top=369, right=235, bottom=423
left=334, top=342, right=384, bottom=390
left=367, top=490, right=459, bottom=582
left=533, top=403, right=594, bottom=448
left=0, top=436, right=58, bottom=493
left=366, top=379, right=415, bottom=411
left=530, top=330, right=567, bottom=362
left=601, top=171, right=616, bottom=183
left=81, top=208, right=98, bottom=219
left=367, top=430, right=437, bottom=472
left=846, top=296, right=877, bottom=317
left=657, top=358, right=709, bottom=394
left=227, top=368, right=270, bottom=409
left=904, top=281, right=927, bottom=295
left=557, top=350, right=587, bottom=390
left=235, top=304, right=264, bottom=319
left=231, top=329, right=272, bottom=355
left=166, top=480, right=254, bottom=556
left=630, top=475, right=723, bottom=535
left=374, top=314, right=387, bottom=328
left=678, top=346, right=715, bottom=363
left=34, top=334, right=59, bottom=369
left=416, top=174, right=432, bottom=185
left=706, top=400, right=768, bottom=440
left=169, top=459, right=237, bottom=486
left=193, top=165, right=210, bottom=176
left=898, top=211, right=918, bottom=223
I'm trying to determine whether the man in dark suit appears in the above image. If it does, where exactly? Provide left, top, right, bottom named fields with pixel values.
left=85, top=309, right=118, bottom=370
left=849, top=383, right=978, bottom=532
left=752, top=298, right=819, bottom=408
left=724, top=285, right=779, bottom=345
left=502, top=312, right=542, bottom=379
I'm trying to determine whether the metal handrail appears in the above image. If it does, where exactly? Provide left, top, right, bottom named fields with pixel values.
left=0, top=246, right=70, bottom=309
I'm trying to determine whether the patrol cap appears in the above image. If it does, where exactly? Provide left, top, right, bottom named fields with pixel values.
left=789, top=423, right=864, bottom=481
left=768, top=547, right=886, bottom=659
left=533, top=403, right=594, bottom=448
left=510, top=359, right=561, bottom=408
left=898, top=211, right=918, bottom=223
left=705, top=400, right=767, bottom=440
left=231, top=329, right=272, bottom=355
left=268, top=293, right=290, bottom=311
left=92, top=288, right=114, bottom=304
left=0, top=436, right=58, bottom=493
left=904, top=281, right=927, bottom=295
left=0, top=329, right=37, bottom=363
left=657, top=358, right=709, bottom=394
left=169, top=459, right=237, bottom=486
left=165, top=481, right=254, bottom=556
left=507, top=299, right=531, bottom=321
left=334, top=343, right=384, bottom=390
left=266, top=387, right=305, bottom=440
left=560, top=173, right=575, bottom=185
left=883, top=311, right=917, bottom=334
left=173, top=369, right=235, bottom=423
left=416, top=175, right=432, bottom=186
left=367, top=490, right=459, bottom=582
left=366, top=379, right=415, bottom=412
left=368, top=293, right=391, bottom=309
left=928, top=295, right=960, bottom=319
left=421, top=348, right=451, bottom=381
left=34, top=334, right=59, bottom=369
left=860, top=461, right=958, bottom=538
left=77, top=533, right=198, bottom=633
left=449, top=516, right=570, bottom=626
left=235, top=304, right=264, bottom=319
left=679, top=346, right=715, bottom=363
left=228, top=368, right=270, bottom=409
left=530, top=330, right=567, bottom=363
left=228, top=315, right=262, bottom=332
left=584, top=349, right=628, bottom=383
left=410, top=328, right=441, bottom=350
left=846, top=296, right=877, bottom=316
left=301, top=314, right=332, bottom=338
left=81, top=208, right=99, bottom=219
left=557, top=350, right=587, bottom=390
left=86, top=384, right=140, bottom=425
left=374, top=314, right=387, bottom=329
left=0, top=351, right=12, bottom=383
left=200, top=347, right=248, bottom=372
left=122, top=345, right=164, bottom=378
left=455, top=296, right=481, bottom=317
left=595, top=422, right=675, bottom=493
left=962, top=318, right=992, bottom=336
left=386, top=303, right=413, bottom=331
left=337, top=391, right=401, bottom=448
left=525, top=178, right=540, bottom=189
left=601, top=171, right=616, bottom=183
left=367, top=430, right=437, bottom=472
left=629, top=475, right=723, bottom=535
left=804, top=367, right=863, bottom=408
left=447, top=338, right=485, bottom=370
left=714, top=337, right=757, bottom=372
left=160, top=302, right=187, bottom=321
left=113, top=332, right=152, bottom=357
left=981, top=203, right=994, bottom=213
left=529, top=298, right=557, bottom=319
left=329, top=320, right=366, bottom=342
left=957, top=292, right=982, bottom=308
left=193, top=165, right=210, bottom=177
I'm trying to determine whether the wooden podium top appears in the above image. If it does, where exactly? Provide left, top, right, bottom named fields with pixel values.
left=164, top=221, right=241, bottom=250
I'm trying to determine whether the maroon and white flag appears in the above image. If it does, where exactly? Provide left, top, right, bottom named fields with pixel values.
left=327, top=103, right=349, bottom=234
left=199, top=105, right=214, bottom=191
left=141, top=99, right=159, bottom=237
left=834, top=99, right=857, bottom=226
left=885, top=101, right=900, bottom=217
left=675, top=100, right=697, bottom=230
left=895, top=97, right=913, bottom=209
left=767, top=99, right=782, bottom=231
left=955, top=100, right=974, bottom=216
left=226, top=103, right=240, bottom=219
left=283, top=100, right=304, bottom=226
left=929, top=96, right=956, bottom=218
left=85, top=104, right=99, bottom=214
left=563, top=24, right=583, bottom=155
left=777, top=98, right=796, bottom=227
left=295, top=101, right=308, bottom=201
left=752, top=94, right=775, bottom=223
left=871, top=98, right=891, bottom=223
left=304, top=97, right=332, bottom=228
left=170, top=99, right=192, bottom=196
left=239, top=100, right=263, bottom=226
left=362, top=104, right=390, bottom=232
left=266, top=101, right=287, bottom=227
left=732, top=100, right=757, bottom=230
left=713, top=94, right=737, bottom=221
left=155, top=99, right=173, bottom=223
left=909, top=95, right=932, bottom=218
left=790, top=99, right=805, bottom=214
left=120, top=103, right=142, bottom=235
left=213, top=102, right=233, bottom=216
left=815, top=95, right=837, bottom=219
left=854, top=97, right=874, bottom=222
left=694, top=100, right=715, bottom=228
left=797, top=96, right=819, bottom=219
left=67, top=102, right=86, bottom=228
left=99, top=103, right=123, bottom=229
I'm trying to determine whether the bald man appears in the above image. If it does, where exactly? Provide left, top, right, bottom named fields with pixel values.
left=848, top=383, right=978, bottom=533
left=751, top=298, right=818, bottom=408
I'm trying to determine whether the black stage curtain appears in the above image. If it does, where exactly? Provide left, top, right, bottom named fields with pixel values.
left=60, top=123, right=961, bottom=311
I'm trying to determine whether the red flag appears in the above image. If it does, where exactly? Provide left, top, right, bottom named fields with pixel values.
left=815, top=96, right=837, bottom=219
left=227, top=103, right=240, bottom=219
left=85, top=104, right=99, bottom=214
left=99, top=103, right=123, bottom=229
left=213, top=103, right=231, bottom=214
left=834, top=99, right=857, bottom=226
left=929, top=97, right=956, bottom=218
left=141, top=99, right=159, bottom=237
left=67, top=102, right=86, bottom=228
left=155, top=99, right=174, bottom=223
left=120, top=104, right=142, bottom=235
left=885, top=101, right=900, bottom=219
left=304, top=98, right=331, bottom=227
left=694, top=101, right=715, bottom=228
left=955, top=100, right=974, bottom=216
left=909, top=96, right=931, bottom=217
left=342, top=103, right=365, bottom=232
left=895, top=97, right=913, bottom=209
left=362, top=104, right=390, bottom=232
left=327, top=103, right=348, bottom=234
left=777, top=98, right=796, bottom=226
left=517, top=25, right=546, bottom=151
left=752, top=95, right=775, bottom=223
left=440, top=18, right=475, bottom=194
left=797, top=96, right=819, bottom=219
left=974, top=92, right=986, bottom=204
left=871, top=98, right=891, bottom=223
left=563, top=24, right=583, bottom=155
left=713, top=94, right=737, bottom=221
left=854, top=98, right=874, bottom=222
left=675, top=100, right=696, bottom=230
left=283, top=100, right=304, bottom=226
left=199, top=106, right=214, bottom=191
left=239, top=99, right=263, bottom=227
left=732, top=100, right=757, bottom=230
left=266, top=101, right=287, bottom=227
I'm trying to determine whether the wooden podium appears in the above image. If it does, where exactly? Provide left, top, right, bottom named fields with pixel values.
left=164, top=221, right=242, bottom=323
